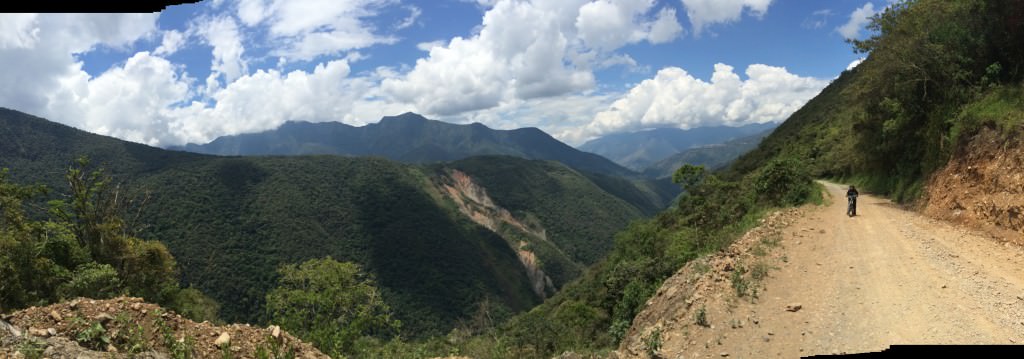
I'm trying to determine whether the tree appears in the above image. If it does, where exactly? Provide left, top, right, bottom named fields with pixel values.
left=0, top=160, right=218, bottom=322
left=266, top=257, right=400, bottom=356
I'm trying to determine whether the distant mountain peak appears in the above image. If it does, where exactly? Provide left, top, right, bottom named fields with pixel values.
left=380, top=112, right=429, bottom=123
left=169, top=112, right=636, bottom=177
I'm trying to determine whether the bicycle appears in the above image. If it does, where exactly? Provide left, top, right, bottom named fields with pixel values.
left=847, top=194, right=858, bottom=217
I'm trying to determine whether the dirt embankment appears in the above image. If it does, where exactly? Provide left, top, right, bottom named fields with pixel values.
left=614, top=182, right=1024, bottom=358
left=1, top=297, right=327, bottom=358
left=923, top=127, right=1024, bottom=242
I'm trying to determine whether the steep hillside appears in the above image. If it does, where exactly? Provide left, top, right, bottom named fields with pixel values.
left=438, top=157, right=651, bottom=282
left=0, top=108, right=204, bottom=187
left=133, top=155, right=539, bottom=334
left=400, top=1, right=1024, bottom=357
left=728, top=0, right=1024, bottom=204
left=0, top=108, right=664, bottom=338
left=643, top=128, right=773, bottom=179
left=174, top=112, right=637, bottom=177
left=579, top=123, right=776, bottom=171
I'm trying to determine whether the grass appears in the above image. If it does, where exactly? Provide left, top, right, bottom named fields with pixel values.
left=751, top=245, right=768, bottom=257
left=255, top=335, right=297, bottom=359
left=153, top=309, right=196, bottom=359
left=951, top=84, right=1024, bottom=146
left=17, top=338, right=47, bottom=359
left=643, top=328, right=662, bottom=358
left=70, top=317, right=110, bottom=351
left=730, top=266, right=749, bottom=297
left=760, top=233, right=782, bottom=248
left=750, top=262, right=770, bottom=281
left=694, top=305, right=709, bottom=327
left=113, top=313, right=150, bottom=354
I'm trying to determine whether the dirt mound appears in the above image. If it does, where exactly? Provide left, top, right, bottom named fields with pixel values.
left=612, top=207, right=804, bottom=358
left=0, top=297, right=327, bottom=358
left=923, top=127, right=1024, bottom=242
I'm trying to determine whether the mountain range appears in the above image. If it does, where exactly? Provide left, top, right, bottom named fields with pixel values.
left=0, top=108, right=677, bottom=337
left=173, top=112, right=637, bottom=178
left=578, top=122, right=777, bottom=171
left=642, top=128, right=774, bottom=178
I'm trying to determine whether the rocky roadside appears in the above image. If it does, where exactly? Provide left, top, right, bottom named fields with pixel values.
left=609, top=207, right=806, bottom=358
left=0, top=297, right=328, bottom=358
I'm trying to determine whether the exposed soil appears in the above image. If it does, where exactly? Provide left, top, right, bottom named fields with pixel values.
left=923, top=126, right=1024, bottom=242
left=0, top=297, right=328, bottom=358
left=614, top=182, right=1024, bottom=358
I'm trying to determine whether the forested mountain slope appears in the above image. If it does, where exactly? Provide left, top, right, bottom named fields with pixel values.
left=0, top=108, right=665, bottom=337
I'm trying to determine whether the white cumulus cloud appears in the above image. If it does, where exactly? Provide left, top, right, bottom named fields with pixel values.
left=681, top=0, right=773, bottom=35
left=52, top=52, right=193, bottom=146
left=576, top=63, right=827, bottom=143
left=0, top=14, right=40, bottom=49
left=837, top=2, right=876, bottom=40
left=234, top=0, right=398, bottom=62
left=395, top=5, right=421, bottom=30
left=0, top=13, right=158, bottom=125
left=575, top=0, right=683, bottom=50
left=382, top=0, right=682, bottom=117
left=416, top=40, right=445, bottom=52
left=195, top=16, right=248, bottom=84
left=154, top=29, right=185, bottom=56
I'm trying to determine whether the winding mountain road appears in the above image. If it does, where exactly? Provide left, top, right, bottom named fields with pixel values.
left=645, top=182, right=1024, bottom=358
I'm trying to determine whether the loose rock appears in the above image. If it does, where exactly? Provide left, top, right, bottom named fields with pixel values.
left=786, top=304, right=802, bottom=312
left=49, top=310, right=62, bottom=322
left=215, top=332, right=231, bottom=347
left=94, top=313, right=114, bottom=323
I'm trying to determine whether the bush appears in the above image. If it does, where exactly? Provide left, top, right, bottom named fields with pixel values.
left=170, top=287, right=221, bottom=324
left=57, top=262, right=122, bottom=300
left=753, top=157, right=814, bottom=207
left=265, top=257, right=401, bottom=357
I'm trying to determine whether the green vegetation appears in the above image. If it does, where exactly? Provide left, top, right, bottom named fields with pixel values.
left=728, top=0, right=1024, bottom=203
left=135, top=155, right=539, bottom=335
left=70, top=317, right=111, bottom=351
left=642, top=327, right=662, bottom=358
left=16, top=337, right=47, bottom=359
left=154, top=308, right=197, bottom=359
left=695, top=305, right=709, bottom=328
left=6, top=2, right=1018, bottom=357
left=254, top=335, right=297, bottom=359
left=444, top=156, right=651, bottom=268
left=360, top=161, right=815, bottom=358
left=0, top=159, right=217, bottom=320
left=266, top=258, right=400, bottom=357
left=0, top=108, right=667, bottom=338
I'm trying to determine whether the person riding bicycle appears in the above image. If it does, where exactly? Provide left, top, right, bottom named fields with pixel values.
left=847, top=185, right=859, bottom=217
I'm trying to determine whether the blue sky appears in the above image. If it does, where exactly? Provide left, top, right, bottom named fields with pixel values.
left=0, top=0, right=884, bottom=147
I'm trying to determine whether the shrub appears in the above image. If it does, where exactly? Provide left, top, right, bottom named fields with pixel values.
left=753, top=157, right=814, bottom=207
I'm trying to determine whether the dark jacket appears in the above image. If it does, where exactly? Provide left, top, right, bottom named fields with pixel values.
left=847, top=188, right=859, bottom=198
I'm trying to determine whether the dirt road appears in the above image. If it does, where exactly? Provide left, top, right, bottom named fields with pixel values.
left=627, top=182, right=1024, bottom=358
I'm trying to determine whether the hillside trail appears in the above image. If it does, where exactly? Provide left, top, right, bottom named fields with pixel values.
left=638, top=181, right=1024, bottom=358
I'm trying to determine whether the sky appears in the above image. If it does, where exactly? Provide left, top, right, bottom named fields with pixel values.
left=0, top=0, right=886, bottom=147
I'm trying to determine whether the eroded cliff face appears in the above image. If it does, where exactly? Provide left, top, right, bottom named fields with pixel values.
left=436, top=169, right=556, bottom=298
left=923, top=127, right=1024, bottom=240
